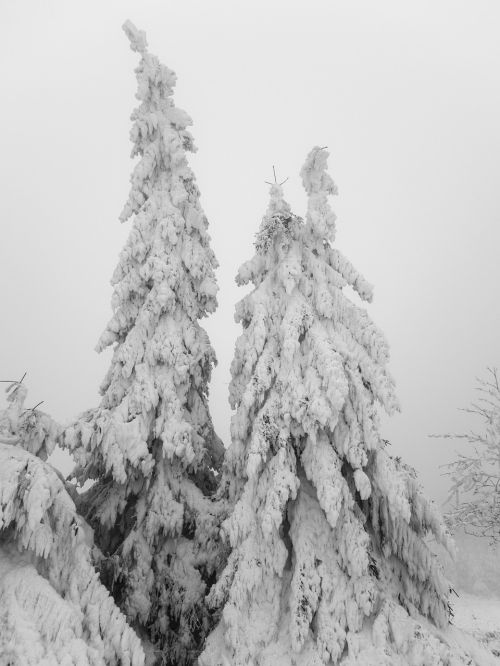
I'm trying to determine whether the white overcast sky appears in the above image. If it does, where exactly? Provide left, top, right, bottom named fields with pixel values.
left=1, top=0, right=499, bottom=504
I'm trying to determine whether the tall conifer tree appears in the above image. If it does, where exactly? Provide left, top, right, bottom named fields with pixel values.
left=64, top=22, right=223, bottom=665
left=201, top=149, right=484, bottom=665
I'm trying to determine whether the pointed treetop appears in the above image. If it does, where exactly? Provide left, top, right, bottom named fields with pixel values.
left=123, top=20, right=148, bottom=54
left=262, top=165, right=290, bottom=217
left=300, top=145, right=338, bottom=196
left=265, top=165, right=289, bottom=187
left=265, top=182, right=291, bottom=218
left=253, top=179, right=299, bottom=256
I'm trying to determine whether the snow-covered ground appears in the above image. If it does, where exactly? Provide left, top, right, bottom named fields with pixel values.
left=452, top=592, right=500, bottom=661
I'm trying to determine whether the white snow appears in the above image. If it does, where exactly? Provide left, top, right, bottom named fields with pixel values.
left=451, top=592, right=500, bottom=660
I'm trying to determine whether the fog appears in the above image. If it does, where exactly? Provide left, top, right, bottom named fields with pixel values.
left=1, top=0, right=499, bottom=504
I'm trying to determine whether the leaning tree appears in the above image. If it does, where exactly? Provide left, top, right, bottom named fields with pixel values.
left=64, top=22, right=224, bottom=665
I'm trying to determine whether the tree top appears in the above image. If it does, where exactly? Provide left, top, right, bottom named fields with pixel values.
left=123, top=20, right=148, bottom=54
left=300, top=145, right=338, bottom=196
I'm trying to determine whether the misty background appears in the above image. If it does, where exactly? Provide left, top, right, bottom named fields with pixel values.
left=1, top=0, right=499, bottom=506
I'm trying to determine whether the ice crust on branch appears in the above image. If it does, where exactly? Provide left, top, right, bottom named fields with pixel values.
left=62, top=21, right=224, bottom=665
left=200, top=148, right=485, bottom=665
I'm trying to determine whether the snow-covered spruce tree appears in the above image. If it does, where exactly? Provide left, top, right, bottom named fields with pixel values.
left=200, top=149, right=484, bottom=665
left=63, top=21, right=224, bottom=665
left=0, top=382, right=144, bottom=665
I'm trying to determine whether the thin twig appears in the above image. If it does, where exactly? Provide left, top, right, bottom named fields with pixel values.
left=266, top=168, right=288, bottom=187
left=24, top=401, right=44, bottom=412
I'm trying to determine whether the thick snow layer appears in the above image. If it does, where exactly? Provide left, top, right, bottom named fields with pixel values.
left=0, top=546, right=97, bottom=665
left=0, top=443, right=144, bottom=666
left=451, top=592, right=500, bottom=661
left=449, top=531, right=500, bottom=597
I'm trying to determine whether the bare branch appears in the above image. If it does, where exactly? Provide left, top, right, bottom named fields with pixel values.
left=435, top=368, right=500, bottom=542
left=24, top=400, right=44, bottom=412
